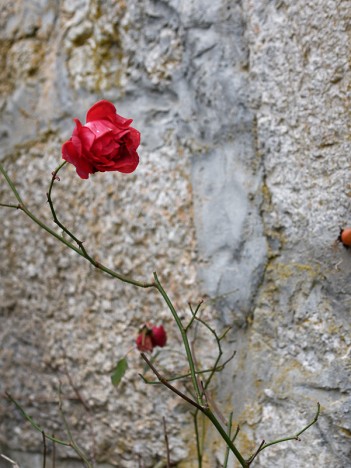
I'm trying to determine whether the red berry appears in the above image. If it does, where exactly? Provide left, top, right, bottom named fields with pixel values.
left=338, top=228, right=351, bottom=248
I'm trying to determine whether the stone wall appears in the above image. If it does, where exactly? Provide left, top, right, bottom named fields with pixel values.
left=0, top=0, right=350, bottom=467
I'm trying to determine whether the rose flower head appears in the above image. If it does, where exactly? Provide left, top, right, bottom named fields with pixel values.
left=136, top=324, right=167, bottom=353
left=62, top=100, right=140, bottom=179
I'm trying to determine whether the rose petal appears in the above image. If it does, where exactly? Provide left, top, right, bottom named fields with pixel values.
left=76, top=126, right=96, bottom=152
left=127, top=127, right=141, bottom=150
left=151, top=326, right=167, bottom=348
left=62, top=140, right=78, bottom=166
left=86, top=100, right=118, bottom=124
left=62, top=140, right=94, bottom=180
left=111, top=150, right=139, bottom=173
left=136, top=333, right=154, bottom=352
left=85, top=119, right=114, bottom=139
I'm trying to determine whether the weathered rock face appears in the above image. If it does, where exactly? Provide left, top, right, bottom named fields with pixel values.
left=0, top=0, right=350, bottom=467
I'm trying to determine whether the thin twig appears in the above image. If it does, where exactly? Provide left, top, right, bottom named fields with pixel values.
left=140, top=354, right=204, bottom=412
left=193, top=315, right=231, bottom=391
left=6, top=392, right=71, bottom=446
left=58, top=385, right=93, bottom=467
left=63, top=364, right=96, bottom=463
left=232, top=424, right=240, bottom=442
left=193, top=412, right=202, bottom=468
left=47, top=162, right=95, bottom=261
left=42, top=431, right=47, bottom=468
left=199, top=380, right=209, bottom=409
left=163, top=417, right=171, bottom=468
left=201, top=383, right=227, bottom=425
left=250, top=403, right=321, bottom=459
left=140, top=365, right=225, bottom=385
left=185, top=300, right=203, bottom=332
left=0, top=202, right=21, bottom=209
left=52, top=437, right=56, bottom=468
left=247, top=439, right=265, bottom=465
left=223, top=412, right=233, bottom=468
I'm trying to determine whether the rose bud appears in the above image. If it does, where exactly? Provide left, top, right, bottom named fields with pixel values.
left=62, top=100, right=140, bottom=179
left=136, top=324, right=167, bottom=352
left=151, top=325, right=167, bottom=348
left=136, top=328, right=154, bottom=352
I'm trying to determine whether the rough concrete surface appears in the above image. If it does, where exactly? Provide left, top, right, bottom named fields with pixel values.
left=0, top=0, right=350, bottom=467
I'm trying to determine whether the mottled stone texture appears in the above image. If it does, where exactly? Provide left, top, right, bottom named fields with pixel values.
left=0, top=0, right=350, bottom=467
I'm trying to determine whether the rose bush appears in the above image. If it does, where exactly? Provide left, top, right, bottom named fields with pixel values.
left=62, top=100, right=140, bottom=179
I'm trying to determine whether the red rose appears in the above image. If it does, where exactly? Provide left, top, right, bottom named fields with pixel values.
left=136, top=324, right=167, bottom=352
left=62, top=100, right=140, bottom=179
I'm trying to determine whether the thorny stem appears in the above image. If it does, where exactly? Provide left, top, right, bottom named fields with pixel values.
left=47, top=162, right=92, bottom=261
left=0, top=161, right=154, bottom=289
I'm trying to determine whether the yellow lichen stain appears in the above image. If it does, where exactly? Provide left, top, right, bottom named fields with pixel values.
left=266, top=260, right=320, bottom=281
left=261, top=182, right=272, bottom=206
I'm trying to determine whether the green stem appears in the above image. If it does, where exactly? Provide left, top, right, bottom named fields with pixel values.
left=255, top=403, right=321, bottom=455
left=47, top=162, right=90, bottom=258
left=193, top=412, right=203, bottom=468
left=142, top=355, right=248, bottom=467
left=153, top=272, right=203, bottom=407
left=185, top=300, right=203, bottom=332
left=140, top=354, right=203, bottom=412
left=0, top=161, right=154, bottom=289
left=0, top=202, right=21, bottom=209
left=203, top=408, right=248, bottom=467
left=6, top=392, right=71, bottom=447
left=58, top=387, right=92, bottom=467
left=223, top=412, right=233, bottom=468
left=0, top=163, right=26, bottom=206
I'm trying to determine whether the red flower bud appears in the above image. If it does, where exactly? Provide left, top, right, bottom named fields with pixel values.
left=136, top=330, right=154, bottom=352
left=151, top=325, right=167, bottom=348
left=136, top=324, right=167, bottom=352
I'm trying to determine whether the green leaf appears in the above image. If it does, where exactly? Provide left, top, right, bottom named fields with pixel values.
left=111, top=357, right=128, bottom=386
